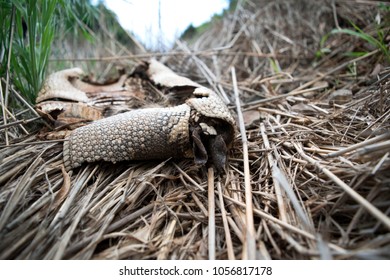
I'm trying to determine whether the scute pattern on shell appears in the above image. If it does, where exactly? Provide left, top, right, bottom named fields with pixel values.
left=63, top=104, right=192, bottom=170
left=187, top=88, right=235, bottom=127
left=52, top=60, right=237, bottom=171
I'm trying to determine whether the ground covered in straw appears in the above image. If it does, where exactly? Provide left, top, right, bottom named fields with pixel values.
left=1, top=0, right=389, bottom=259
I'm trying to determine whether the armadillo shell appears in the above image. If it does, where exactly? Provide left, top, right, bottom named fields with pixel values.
left=63, top=104, right=192, bottom=170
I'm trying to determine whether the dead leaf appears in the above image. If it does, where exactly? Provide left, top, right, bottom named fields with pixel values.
left=36, top=101, right=103, bottom=128
left=243, top=110, right=261, bottom=126
left=146, top=59, right=201, bottom=88
left=328, top=89, right=352, bottom=105
left=291, top=103, right=317, bottom=115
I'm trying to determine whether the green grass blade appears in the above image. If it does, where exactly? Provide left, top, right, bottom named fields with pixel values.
left=330, top=28, right=380, bottom=47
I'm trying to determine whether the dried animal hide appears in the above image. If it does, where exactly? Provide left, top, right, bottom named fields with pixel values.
left=36, top=60, right=236, bottom=172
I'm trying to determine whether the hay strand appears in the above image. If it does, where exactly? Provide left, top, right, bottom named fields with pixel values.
left=231, top=66, right=256, bottom=260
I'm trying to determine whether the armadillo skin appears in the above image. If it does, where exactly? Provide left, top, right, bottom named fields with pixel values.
left=37, top=68, right=89, bottom=103
left=63, top=83, right=235, bottom=171
left=63, top=104, right=192, bottom=170
left=188, top=88, right=235, bottom=127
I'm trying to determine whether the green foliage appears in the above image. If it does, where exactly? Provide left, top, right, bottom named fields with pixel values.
left=315, top=33, right=332, bottom=59
left=379, top=2, right=390, bottom=12
left=330, top=22, right=389, bottom=62
left=0, top=1, right=12, bottom=67
left=269, top=58, right=280, bottom=74
left=0, top=0, right=132, bottom=105
left=56, top=0, right=99, bottom=42
left=317, top=13, right=390, bottom=63
left=180, top=0, right=236, bottom=42
left=12, top=0, right=57, bottom=104
left=94, top=3, right=135, bottom=47
left=1, top=0, right=61, bottom=104
left=181, top=24, right=197, bottom=41
left=227, top=0, right=239, bottom=11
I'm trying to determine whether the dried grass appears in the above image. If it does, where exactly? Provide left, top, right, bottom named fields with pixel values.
left=1, top=0, right=389, bottom=259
